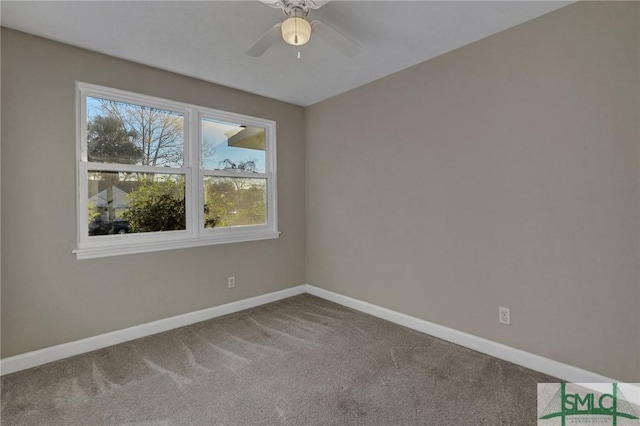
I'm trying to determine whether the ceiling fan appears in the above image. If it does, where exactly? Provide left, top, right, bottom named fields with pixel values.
left=246, top=0, right=360, bottom=58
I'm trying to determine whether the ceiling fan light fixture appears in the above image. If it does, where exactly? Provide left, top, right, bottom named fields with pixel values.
left=281, top=16, right=311, bottom=46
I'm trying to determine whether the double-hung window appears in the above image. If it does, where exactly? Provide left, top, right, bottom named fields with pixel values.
left=75, top=83, right=278, bottom=259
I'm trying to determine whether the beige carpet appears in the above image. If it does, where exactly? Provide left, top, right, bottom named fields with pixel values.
left=1, top=294, right=556, bottom=425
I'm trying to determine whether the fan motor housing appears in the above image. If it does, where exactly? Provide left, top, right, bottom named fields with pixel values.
left=281, top=0, right=313, bottom=17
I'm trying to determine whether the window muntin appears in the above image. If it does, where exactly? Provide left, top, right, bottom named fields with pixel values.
left=76, top=83, right=278, bottom=259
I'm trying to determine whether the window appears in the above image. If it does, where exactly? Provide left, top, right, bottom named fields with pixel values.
left=75, top=83, right=278, bottom=259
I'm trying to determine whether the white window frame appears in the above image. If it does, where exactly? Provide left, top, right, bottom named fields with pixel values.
left=74, top=82, right=279, bottom=260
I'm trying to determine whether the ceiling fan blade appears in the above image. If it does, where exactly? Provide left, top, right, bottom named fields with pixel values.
left=311, top=20, right=360, bottom=57
left=259, top=0, right=286, bottom=9
left=245, top=23, right=282, bottom=57
left=260, top=0, right=330, bottom=9
left=307, top=0, right=331, bottom=9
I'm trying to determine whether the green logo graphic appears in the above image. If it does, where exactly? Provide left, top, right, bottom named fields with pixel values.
left=539, top=383, right=639, bottom=425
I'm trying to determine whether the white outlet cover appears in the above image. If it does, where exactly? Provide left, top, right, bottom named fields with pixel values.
left=499, top=307, right=511, bottom=325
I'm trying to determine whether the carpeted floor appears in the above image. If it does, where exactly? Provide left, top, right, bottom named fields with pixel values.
left=1, top=294, right=557, bottom=425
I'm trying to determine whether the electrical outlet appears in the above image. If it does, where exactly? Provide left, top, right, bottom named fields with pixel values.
left=227, top=276, right=236, bottom=289
left=499, top=307, right=511, bottom=325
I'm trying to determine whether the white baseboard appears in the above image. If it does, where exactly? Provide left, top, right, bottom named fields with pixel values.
left=3, top=283, right=638, bottom=406
left=304, top=285, right=611, bottom=381
left=304, top=284, right=640, bottom=405
left=0, top=285, right=307, bottom=376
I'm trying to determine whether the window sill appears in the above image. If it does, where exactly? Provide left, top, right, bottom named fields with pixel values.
left=73, top=230, right=281, bottom=260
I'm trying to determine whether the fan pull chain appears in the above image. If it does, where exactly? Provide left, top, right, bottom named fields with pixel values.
left=298, top=51, right=301, bottom=59
left=294, top=9, right=299, bottom=45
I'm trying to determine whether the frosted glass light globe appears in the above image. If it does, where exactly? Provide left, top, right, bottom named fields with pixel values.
left=281, top=17, right=311, bottom=46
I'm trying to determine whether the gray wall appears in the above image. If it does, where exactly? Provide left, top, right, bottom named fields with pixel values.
left=306, top=1, right=640, bottom=381
left=2, top=1, right=639, bottom=383
left=1, top=28, right=306, bottom=358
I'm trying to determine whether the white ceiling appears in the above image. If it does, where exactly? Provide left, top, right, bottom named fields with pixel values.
left=1, top=1, right=570, bottom=106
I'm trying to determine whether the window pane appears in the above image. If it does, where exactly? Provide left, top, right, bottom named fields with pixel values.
left=88, top=172, right=186, bottom=236
left=201, top=117, right=266, bottom=173
left=86, top=97, right=184, bottom=167
left=204, top=177, right=266, bottom=228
